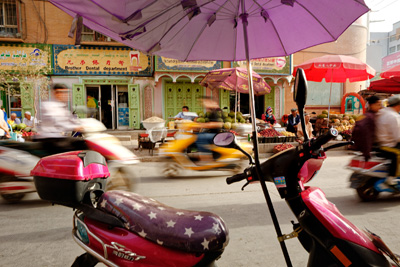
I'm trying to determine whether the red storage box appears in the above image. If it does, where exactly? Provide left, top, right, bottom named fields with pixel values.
left=32, top=150, right=109, bottom=207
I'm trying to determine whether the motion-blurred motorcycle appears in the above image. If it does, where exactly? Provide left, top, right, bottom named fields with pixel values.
left=158, top=121, right=252, bottom=177
left=0, top=118, right=140, bottom=203
left=347, top=151, right=399, bottom=201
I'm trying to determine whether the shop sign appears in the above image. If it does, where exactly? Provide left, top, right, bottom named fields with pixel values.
left=53, top=45, right=153, bottom=76
left=382, top=51, right=400, bottom=72
left=155, top=56, right=222, bottom=72
left=0, top=43, right=52, bottom=73
left=233, top=56, right=291, bottom=75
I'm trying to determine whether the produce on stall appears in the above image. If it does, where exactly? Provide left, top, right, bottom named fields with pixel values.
left=314, top=110, right=357, bottom=140
left=273, top=143, right=295, bottom=154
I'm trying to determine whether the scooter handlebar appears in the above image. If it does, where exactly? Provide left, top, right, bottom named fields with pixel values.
left=226, top=168, right=253, bottom=184
left=309, top=128, right=339, bottom=152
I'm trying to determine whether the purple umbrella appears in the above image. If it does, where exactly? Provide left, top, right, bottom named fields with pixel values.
left=49, top=0, right=370, bottom=264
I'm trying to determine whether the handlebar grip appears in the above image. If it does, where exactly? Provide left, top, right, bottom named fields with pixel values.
left=226, top=172, right=250, bottom=185
left=310, top=128, right=339, bottom=151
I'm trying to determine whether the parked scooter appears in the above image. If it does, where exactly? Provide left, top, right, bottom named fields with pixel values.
left=0, top=118, right=139, bottom=203
left=31, top=150, right=229, bottom=267
left=347, top=151, right=398, bottom=201
left=212, top=68, right=400, bottom=266
left=158, top=121, right=252, bottom=177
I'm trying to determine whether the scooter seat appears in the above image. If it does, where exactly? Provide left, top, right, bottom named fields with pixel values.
left=98, top=190, right=229, bottom=253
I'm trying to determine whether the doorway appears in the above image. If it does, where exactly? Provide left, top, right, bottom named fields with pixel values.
left=85, top=85, right=114, bottom=129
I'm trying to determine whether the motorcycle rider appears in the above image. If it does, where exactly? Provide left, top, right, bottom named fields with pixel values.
left=351, top=95, right=382, bottom=161
left=375, top=95, right=400, bottom=187
left=193, top=97, right=223, bottom=163
left=34, top=83, right=87, bottom=154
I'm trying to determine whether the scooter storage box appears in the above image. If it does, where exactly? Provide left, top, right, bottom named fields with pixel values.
left=32, top=150, right=109, bottom=206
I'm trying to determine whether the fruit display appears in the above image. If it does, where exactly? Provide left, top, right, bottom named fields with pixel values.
left=196, top=110, right=249, bottom=130
left=314, top=110, right=358, bottom=138
left=258, top=128, right=281, bottom=137
left=273, top=143, right=295, bottom=154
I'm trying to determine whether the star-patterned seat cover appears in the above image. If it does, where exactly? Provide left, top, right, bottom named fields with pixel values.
left=98, top=190, right=229, bottom=253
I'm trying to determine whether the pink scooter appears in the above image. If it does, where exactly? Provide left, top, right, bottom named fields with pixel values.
left=213, top=68, right=400, bottom=266
left=32, top=150, right=228, bottom=267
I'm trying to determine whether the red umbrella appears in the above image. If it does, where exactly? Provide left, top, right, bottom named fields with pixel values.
left=380, top=65, right=400, bottom=79
left=368, top=76, right=400, bottom=94
left=293, top=55, right=375, bottom=82
left=293, top=55, right=375, bottom=124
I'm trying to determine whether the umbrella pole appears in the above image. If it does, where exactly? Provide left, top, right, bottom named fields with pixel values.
left=235, top=69, right=238, bottom=122
left=327, top=69, right=333, bottom=127
left=241, top=1, right=293, bottom=266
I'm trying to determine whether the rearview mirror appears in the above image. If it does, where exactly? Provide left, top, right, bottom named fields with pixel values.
left=213, top=132, right=254, bottom=164
left=293, top=68, right=308, bottom=107
left=213, top=132, right=235, bottom=147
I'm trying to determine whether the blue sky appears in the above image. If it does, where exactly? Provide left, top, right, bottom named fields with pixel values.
left=365, top=0, right=400, bottom=32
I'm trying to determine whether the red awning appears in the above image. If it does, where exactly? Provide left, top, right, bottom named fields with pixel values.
left=368, top=77, right=400, bottom=94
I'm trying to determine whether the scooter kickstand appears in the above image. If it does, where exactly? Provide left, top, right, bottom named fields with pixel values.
left=277, top=225, right=303, bottom=242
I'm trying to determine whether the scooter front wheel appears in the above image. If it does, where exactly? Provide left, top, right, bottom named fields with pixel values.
left=107, top=164, right=139, bottom=192
left=163, top=163, right=182, bottom=177
left=356, top=179, right=380, bottom=202
left=0, top=175, right=26, bottom=203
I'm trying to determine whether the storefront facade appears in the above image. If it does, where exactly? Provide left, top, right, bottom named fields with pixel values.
left=0, top=43, right=52, bottom=120
left=154, top=56, right=224, bottom=119
left=52, top=45, right=154, bottom=129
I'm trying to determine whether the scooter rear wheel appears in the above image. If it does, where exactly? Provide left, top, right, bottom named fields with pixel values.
left=356, top=179, right=379, bottom=202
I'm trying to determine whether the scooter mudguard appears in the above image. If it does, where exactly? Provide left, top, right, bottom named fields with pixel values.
left=75, top=215, right=204, bottom=267
left=300, top=187, right=391, bottom=267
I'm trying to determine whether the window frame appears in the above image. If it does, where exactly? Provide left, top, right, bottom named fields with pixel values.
left=0, top=0, right=21, bottom=38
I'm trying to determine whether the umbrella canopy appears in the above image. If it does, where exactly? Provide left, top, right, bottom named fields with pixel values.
left=380, top=65, right=400, bottom=79
left=292, top=54, right=376, bottom=82
left=368, top=76, right=400, bottom=94
left=49, top=1, right=370, bottom=264
left=50, top=0, right=369, bottom=62
left=199, top=67, right=271, bottom=95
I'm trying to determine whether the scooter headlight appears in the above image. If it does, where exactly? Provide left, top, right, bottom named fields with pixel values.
left=74, top=217, right=89, bottom=244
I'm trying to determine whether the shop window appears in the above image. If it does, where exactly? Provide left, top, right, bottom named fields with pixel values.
left=82, top=25, right=115, bottom=42
left=0, top=0, right=21, bottom=38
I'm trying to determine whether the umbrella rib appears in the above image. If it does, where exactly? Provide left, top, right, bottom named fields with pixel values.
left=182, top=0, right=233, bottom=61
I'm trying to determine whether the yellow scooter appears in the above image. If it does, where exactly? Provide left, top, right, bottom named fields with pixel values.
left=159, top=122, right=252, bottom=177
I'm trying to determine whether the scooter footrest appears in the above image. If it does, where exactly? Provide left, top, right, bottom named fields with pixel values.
left=98, top=190, right=229, bottom=253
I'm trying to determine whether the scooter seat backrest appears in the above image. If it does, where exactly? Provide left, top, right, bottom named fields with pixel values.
left=98, top=190, right=229, bottom=253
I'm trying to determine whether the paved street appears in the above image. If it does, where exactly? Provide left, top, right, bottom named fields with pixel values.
left=1, top=150, right=400, bottom=266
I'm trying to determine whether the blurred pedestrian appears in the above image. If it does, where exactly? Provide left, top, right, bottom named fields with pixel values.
left=262, top=106, right=276, bottom=125
left=297, top=113, right=314, bottom=141
left=35, top=83, right=87, bottom=153
left=286, top=108, right=300, bottom=133
left=22, top=111, right=37, bottom=127
left=9, top=113, right=21, bottom=125
left=0, top=108, right=10, bottom=139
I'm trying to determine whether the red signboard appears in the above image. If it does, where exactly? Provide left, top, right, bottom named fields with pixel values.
left=382, top=51, right=400, bottom=72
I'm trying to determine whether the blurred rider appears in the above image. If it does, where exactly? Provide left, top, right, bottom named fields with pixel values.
left=35, top=83, right=87, bottom=153
left=376, top=95, right=400, bottom=188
